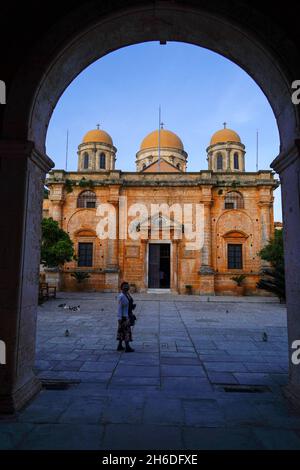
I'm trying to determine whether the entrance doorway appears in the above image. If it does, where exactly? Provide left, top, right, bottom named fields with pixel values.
left=148, top=243, right=171, bottom=289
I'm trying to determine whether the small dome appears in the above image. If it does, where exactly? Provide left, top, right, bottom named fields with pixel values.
left=82, top=129, right=113, bottom=145
left=210, top=128, right=241, bottom=146
left=140, top=129, right=184, bottom=151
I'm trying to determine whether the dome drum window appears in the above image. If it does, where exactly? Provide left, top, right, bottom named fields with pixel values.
left=83, top=152, right=89, bottom=169
left=77, top=190, right=97, bottom=208
left=99, top=153, right=106, bottom=169
left=224, top=191, right=244, bottom=209
left=234, top=153, right=239, bottom=170
left=217, top=154, right=223, bottom=170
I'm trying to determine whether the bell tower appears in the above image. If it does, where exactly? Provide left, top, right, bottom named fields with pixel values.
left=77, top=126, right=117, bottom=172
left=207, top=124, right=246, bottom=172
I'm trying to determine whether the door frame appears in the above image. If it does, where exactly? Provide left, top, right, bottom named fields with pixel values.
left=146, top=240, right=172, bottom=290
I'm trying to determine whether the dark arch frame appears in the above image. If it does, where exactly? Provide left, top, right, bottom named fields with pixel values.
left=2, top=2, right=299, bottom=155
left=1, top=1, right=300, bottom=412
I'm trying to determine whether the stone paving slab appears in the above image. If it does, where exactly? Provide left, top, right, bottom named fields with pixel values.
left=99, top=424, right=183, bottom=450
left=1, top=292, right=298, bottom=450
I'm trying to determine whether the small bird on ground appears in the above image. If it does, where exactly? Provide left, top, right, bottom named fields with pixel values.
left=262, top=332, right=268, bottom=342
left=62, top=305, right=80, bottom=311
left=64, top=329, right=70, bottom=337
left=58, top=303, right=66, bottom=308
left=69, top=305, right=80, bottom=311
left=226, top=309, right=229, bottom=314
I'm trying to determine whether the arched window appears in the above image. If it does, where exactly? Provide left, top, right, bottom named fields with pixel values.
left=83, top=152, right=89, bottom=169
left=142, top=163, right=147, bottom=170
left=77, top=190, right=97, bottom=208
left=177, top=163, right=181, bottom=170
left=224, top=191, right=244, bottom=209
left=234, top=152, right=239, bottom=169
left=99, top=153, right=106, bottom=169
left=217, top=153, right=223, bottom=170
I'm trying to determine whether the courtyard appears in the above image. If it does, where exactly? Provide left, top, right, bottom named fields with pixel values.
left=1, top=293, right=300, bottom=450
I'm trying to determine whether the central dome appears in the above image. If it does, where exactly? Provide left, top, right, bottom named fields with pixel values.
left=140, top=129, right=184, bottom=151
left=82, top=129, right=113, bottom=146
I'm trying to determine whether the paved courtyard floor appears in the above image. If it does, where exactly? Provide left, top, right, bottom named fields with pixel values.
left=1, top=293, right=300, bottom=450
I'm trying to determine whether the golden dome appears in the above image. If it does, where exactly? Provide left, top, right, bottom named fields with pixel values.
left=210, top=128, right=241, bottom=146
left=140, top=129, right=184, bottom=151
left=82, top=129, right=113, bottom=145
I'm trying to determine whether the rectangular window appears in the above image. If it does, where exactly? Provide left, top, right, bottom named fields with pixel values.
left=217, top=154, right=223, bottom=170
left=228, top=244, right=243, bottom=269
left=78, top=242, right=93, bottom=267
left=234, top=153, right=239, bottom=169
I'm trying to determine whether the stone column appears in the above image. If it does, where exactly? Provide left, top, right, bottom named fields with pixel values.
left=107, top=200, right=119, bottom=269
left=259, top=202, right=272, bottom=248
left=105, top=190, right=120, bottom=291
left=227, top=148, right=231, bottom=171
left=199, top=188, right=215, bottom=295
left=0, top=141, right=53, bottom=413
left=50, top=201, right=63, bottom=226
left=258, top=191, right=273, bottom=269
left=271, top=142, right=300, bottom=407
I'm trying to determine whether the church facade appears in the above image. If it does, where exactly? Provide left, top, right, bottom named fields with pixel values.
left=43, top=126, right=278, bottom=295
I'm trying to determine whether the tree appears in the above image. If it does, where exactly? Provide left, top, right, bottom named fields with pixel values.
left=41, top=218, right=75, bottom=268
left=257, top=230, right=286, bottom=302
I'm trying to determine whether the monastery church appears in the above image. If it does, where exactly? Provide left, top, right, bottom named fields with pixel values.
left=43, top=124, right=278, bottom=295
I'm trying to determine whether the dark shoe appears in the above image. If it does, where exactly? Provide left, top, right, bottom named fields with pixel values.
left=125, top=346, right=135, bottom=353
left=117, top=344, right=125, bottom=351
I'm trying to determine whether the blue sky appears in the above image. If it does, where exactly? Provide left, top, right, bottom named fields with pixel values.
left=46, top=41, right=282, bottom=220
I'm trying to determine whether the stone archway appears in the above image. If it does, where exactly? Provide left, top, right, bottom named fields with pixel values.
left=1, top=0, right=300, bottom=412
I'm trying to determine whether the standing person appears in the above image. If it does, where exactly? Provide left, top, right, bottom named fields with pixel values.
left=125, top=287, right=137, bottom=327
left=117, top=282, right=134, bottom=353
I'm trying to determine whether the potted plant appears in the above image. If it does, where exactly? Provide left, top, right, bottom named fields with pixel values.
left=231, top=274, right=246, bottom=295
left=71, top=271, right=91, bottom=290
left=185, top=285, right=193, bottom=295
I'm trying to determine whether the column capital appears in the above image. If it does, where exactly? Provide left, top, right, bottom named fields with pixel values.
left=258, top=201, right=272, bottom=208
left=201, top=199, right=213, bottom=207
left=0, top=139, right=54, bottom=173
left=271, top=140, right=300, bottom=174
left=199, top=266, right=215, bottom=275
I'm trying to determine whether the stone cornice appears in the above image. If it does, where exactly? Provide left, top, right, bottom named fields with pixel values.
left=46, top=169, right=279, bottom=188
left=0, top=140, right=54, bottom=172
left=271, top=141, right=300, bottom=174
